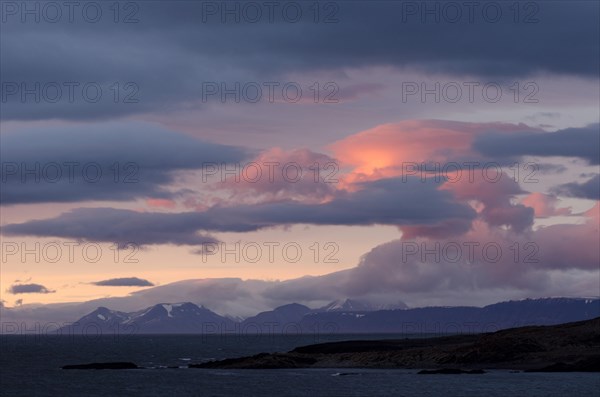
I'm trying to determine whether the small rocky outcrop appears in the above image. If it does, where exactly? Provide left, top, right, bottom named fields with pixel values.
left=62, top=362, right=139, bottom=370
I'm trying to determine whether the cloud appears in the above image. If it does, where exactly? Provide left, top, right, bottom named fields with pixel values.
left=331, top=120, right=479, bottom=175
left=473, top=124, right=600, bottom=165
left=281, top=210, right=600, bottom=303
left=3, top=198, right=599, bottom=322
left=0, top=122, right=250, bottom=205
left=2, top=2, right=597, bottom=121
left=441, top=171, right=534, bottom=233
left=259, top=222, right=600, bottom=307
left=331, top=122, right=600, bottom=184
left=330, top=120, right=597, bottom=234
left=8, top=283, right=55, bottom=294
left=551, top=174, right=600, bottom=200
left=521, top=193, right=572, bottom=217
left=1, top=207, right=220, bottom=248
left=146, top=199, right=177, bottom=209
left=91, top=277, right=155, bottom=287
left=259, top=207, right=600, bottom=306
left=215, top=148, right=340, bottom=204
left=6, top=120, right=592, bottom=248
left=330, top=120, right=540, bottom=182
left=86, top=278, right=278, bottom=319
left=2, top=177, right=476, bottom=248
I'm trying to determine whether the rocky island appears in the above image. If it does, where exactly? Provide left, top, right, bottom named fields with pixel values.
left=191, top=317, right=600, bottom=372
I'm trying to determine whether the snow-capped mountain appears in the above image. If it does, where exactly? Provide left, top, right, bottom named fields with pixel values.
left=73, top=306, right=131, bottom=328
left=58, top=302, right=235, bottom=334
left=55, top=297, right=600, bottom=335
left=320, top=298, right=408, bottom=312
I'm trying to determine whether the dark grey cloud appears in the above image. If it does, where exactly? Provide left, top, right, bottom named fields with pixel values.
left=473, top=124, right=600, bottom=164
left=8, top=283, right=55, bottom=294
left=1, top=207, right=220, bottom=248
left=2, top=177, right=476, bottom=248
left=1, top=2, right=597, bottom=121
left=551, top=174, right=600, bottom=200
left=213, top=177, right=476, bottom=229
left=91, top=277, right=154, bottom=287
left=0, top=122, right=250, bottom=205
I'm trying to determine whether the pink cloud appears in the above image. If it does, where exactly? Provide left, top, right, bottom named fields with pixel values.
left=330, top=119, right=536, bottom=177
left=521, top=193, right=572, bottom=218
left=343, top=206, right=600, bottom=299
left=216, top=147, right=340, bottom=204
left=146, top=198, right=177, bottom=209
left=441, top=172, right=534, bottom=232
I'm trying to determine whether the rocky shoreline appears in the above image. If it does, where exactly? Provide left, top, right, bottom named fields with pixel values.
left=61, top=318, right=600, bottom=372
left=191, top=317, right=600, bottom=371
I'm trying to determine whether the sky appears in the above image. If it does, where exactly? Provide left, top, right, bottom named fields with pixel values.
left=0, top=1, right=599, bottom=318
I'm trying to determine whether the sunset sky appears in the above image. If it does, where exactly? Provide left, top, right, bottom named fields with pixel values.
left=1, top=1, right=598, bottom=317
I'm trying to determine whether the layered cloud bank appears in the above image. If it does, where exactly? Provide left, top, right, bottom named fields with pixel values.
left=2, top=3, right=598, bottom=121
left=2, top=120, right=598, bottom=309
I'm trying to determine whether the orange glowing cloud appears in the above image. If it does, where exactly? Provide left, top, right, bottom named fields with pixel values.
left=330, top=120, right=537, bottom=181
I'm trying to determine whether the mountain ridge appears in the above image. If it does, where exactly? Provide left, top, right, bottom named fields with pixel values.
left=53, top=297, right=600, bottom=335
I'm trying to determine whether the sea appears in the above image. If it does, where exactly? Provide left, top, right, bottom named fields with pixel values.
left=1, top=334, right=598, bottom=397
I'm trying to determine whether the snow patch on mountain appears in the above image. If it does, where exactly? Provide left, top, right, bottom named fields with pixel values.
left=162, top=304, right=173, bottom=317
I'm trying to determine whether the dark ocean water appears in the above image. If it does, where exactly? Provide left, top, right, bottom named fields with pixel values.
left=1, top=335, right=599, bottom=397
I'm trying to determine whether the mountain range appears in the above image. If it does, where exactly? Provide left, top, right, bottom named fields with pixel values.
left=56, top=297, right=600, bottom=335
left=59, top=302, right=237, bottom=335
